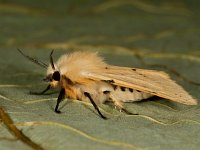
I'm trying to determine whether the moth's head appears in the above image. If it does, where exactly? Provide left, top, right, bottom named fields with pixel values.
left=44, top=50, right=61, bottom=88
left=44, top=70, right=61, bottom=88
left=17, top=49, right=61, bottom=88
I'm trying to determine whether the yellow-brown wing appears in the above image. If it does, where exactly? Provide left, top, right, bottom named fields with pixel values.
left=84, top=65, right=197, bottom=105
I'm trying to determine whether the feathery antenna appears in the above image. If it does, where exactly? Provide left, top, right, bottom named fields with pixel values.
left=50, top=50, right=55, bottom=70
left=17, top=49, right=48, bottom=69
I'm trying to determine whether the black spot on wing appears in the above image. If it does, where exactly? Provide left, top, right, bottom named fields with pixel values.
left=138, top=73, right=146, bottom=77
left=120, top=87, right=126, bottom=91
left=102, top=80, right=115, bottom=84
left=102, top=79, right=117, bottom=90
left=132, top=68, right=136, bottom=71
left=103, top=91, right=110, bottom=94
left=129, top=88, right=133, bottom=93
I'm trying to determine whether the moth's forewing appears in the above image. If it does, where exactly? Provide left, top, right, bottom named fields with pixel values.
left=86, top=66, right=197, bottom=105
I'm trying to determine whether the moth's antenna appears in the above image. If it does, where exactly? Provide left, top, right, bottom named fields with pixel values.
left=17, top=49, right=48, bottom=69
left=50, top=50, right=55, bottom=70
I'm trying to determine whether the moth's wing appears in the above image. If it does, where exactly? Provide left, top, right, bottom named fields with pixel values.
left=84, top=66, right=197, bottom=105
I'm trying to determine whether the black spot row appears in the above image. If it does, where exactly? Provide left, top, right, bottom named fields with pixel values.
left=120, top=87, right=135, bottom=93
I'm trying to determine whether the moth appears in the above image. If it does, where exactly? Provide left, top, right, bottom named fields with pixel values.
left=18, top=49, right=197, bottom=119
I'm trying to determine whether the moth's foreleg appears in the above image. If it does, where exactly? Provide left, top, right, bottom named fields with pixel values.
left=55, top=88, right=65, bottom=113
left=30, top=85, right=51, bottom=95
left=84, top=92, right=107, bottom=119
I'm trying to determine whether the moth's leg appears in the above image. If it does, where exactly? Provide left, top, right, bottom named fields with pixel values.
left=84, top=92, right=107, bottom=119
left=109, top=94, right=124, bottom=112
left=55, top=88, right=65, bottom=113
left=30, top=85, right=51, bottom=95
left=109, top=94, right=137, bottom=115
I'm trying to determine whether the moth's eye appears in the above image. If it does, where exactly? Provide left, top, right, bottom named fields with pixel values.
left=52, top=71, right=60, bottom=81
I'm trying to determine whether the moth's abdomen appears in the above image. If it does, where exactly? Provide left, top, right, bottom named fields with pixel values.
left=111, top=86, right=153, bottom=102
left=71, top=81, right=153, bottom=104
